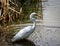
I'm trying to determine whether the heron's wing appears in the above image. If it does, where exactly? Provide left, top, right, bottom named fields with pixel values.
left=17, top=26, right=32, bottom=36
left=12, top=26, right=32, bottom=41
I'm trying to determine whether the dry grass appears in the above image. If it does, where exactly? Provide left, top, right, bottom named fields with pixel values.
left=0, top=25, right=20, bottom=46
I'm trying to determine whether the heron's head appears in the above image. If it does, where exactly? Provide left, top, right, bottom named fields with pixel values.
left=30, top=12, right=38, bottom=22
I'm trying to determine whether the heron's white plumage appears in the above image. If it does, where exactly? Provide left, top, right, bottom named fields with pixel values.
left=12, top=26, right=33, bottom=41
left=12, top=12, right=37, bottom=42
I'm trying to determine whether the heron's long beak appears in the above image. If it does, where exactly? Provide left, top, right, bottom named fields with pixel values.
left=37, top=14, right=41, bottom=17
left=35, top=14, right=41, bottom=22
left=37, top=14, right=41, bottom=19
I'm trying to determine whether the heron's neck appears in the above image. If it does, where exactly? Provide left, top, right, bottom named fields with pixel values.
left=32, top=21, right=36, bottom=28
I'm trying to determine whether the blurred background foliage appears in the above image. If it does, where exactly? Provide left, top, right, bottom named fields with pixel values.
left=0, top=0, right=42, bottom=26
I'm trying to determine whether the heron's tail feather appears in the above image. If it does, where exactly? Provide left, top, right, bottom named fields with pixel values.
left=11, top=37, right=17, bottom=42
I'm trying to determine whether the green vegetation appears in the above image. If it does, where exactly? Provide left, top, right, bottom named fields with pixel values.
left=10, top=0, right=42, bottom=21
left=0, top=0, right=42, bottom=26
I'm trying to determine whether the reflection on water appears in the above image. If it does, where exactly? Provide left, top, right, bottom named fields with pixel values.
left=12, top=39, right=35, bottom=46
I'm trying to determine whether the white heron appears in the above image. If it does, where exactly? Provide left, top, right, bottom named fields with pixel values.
left=12, top=12, right=39, bottom=42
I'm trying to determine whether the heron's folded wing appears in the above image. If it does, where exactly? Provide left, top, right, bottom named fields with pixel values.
left=13, top=26, right=32, bottom=38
